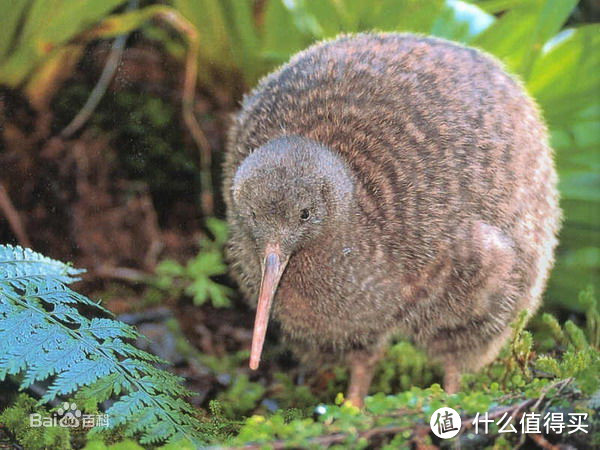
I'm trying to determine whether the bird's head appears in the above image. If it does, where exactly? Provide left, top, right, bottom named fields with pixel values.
left=231, top=135, right=354, bottom=369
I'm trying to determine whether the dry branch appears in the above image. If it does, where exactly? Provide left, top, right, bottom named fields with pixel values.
left=0, top=183, right=31, bottom=248
left=156, top=9, right=214, bottom=217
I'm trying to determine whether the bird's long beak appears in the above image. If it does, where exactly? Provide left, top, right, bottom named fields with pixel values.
left=249, top=243, right=288, bottom=370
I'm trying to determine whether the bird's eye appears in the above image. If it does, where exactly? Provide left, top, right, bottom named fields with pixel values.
left=300, top=209, right=311, bottom=221
left=251, top=211, right=257, bottom=221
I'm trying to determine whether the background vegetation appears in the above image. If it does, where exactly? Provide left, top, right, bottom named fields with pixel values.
left=0, top=0, right=598, bottom=448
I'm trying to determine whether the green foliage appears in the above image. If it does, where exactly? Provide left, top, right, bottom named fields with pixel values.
left=0, top=394, right=71, bottom=450
left=270, top=372, right=320, bottom=410
left=193, top=353, right=266, bottom=418
left=536, top=286, right=600, bottom=394
left=83, top=438, right=145, bottom=450
left=464, top=292, right=600, bottom=395
left=372, top=341, right=443, bottom=393
left=173, top=0, right=262, bottom=86
left=226, top=308, right=600, bottom=448
left=194, top=400, right=239, bottom=444
left=0, top=245, right=205, bottom=446
left=217, top=374, right=266, bottom=418
left=580, top=286, right=600, bottom=349
left=0, top=0, right=126, bottom=86
left=152, top=218, right=232, bottom=307
left=231, top=383, right=543, bottom=447
left=525, top=26, right=599, bottom=309
left=473, top=0, right=577, bottom=77
left=462, top=310, right=538, bottom=391
left=167, top=0, right=494, bottom=86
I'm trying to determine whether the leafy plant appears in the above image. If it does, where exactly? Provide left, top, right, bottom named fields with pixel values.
left=0, top=0, right=128, bottom=85
left=372, top=340, right=443, bottom=393
left=167, top=0, right=495, bottom=88
left=535, top=286, right=600, bottom=394
left=172, top=0, right=262, bottom=87
left=226, top=307, right=600, bottom=448
left=0, top=394, right=71, bottom=450
left=0, top=245, right=204, bottom=445
left=217, top=374, right=266, bottom=419
left=153, top=218, right=232, bottom=307
left=0, top=0, right=129, bottom=108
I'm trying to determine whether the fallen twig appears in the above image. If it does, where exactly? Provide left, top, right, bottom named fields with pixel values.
left=94, top=265, right=151, bottom=283
left=156, top=9, right=213, bottom=217
left=60, top=0, right=138, bottom=139
left=64, top=5, right=213, bottom=216
left=0, top=183, right=31, bottom=248
left=529, top=433, right=561, bottom=450
left=514, top=377, right=574, bottom=449
left=531, top=377, right=573, bottom=413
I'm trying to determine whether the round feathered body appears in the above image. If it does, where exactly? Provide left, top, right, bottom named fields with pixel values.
left=223, top=33, right=560, bottom=386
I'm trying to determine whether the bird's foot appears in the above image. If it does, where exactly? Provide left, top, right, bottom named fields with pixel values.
left=345, top=347, right=384, bottom=408
left=443, top=361, right=461, bottom=394
left=346, top=390, right=365, bottom=408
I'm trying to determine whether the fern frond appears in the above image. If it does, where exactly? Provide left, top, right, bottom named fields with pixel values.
left=0, top=244, right=84, bottom=286
left=0, top=245, right=205, bottom=445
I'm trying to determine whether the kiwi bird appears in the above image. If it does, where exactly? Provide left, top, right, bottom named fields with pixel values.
left=224, top=33, right=560, bottom=406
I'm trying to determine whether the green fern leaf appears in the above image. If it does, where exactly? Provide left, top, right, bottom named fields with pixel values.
left=0, top=245, right=206, bottom=445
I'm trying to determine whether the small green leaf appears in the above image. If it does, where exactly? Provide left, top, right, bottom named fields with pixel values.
left=156, top=260, right=186, bottom=277
left=528, top=24, right=600, bottom=128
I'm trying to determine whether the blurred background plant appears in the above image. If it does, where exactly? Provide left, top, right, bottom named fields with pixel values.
left=0, top=0, right=598, bottom=448
left=149, top=218, right=232, bottom=308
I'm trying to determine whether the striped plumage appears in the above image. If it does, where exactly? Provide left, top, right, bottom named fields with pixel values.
left=224, top=33, right=560, bottom=405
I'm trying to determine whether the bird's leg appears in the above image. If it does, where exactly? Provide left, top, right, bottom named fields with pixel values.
left=345, top=348, right=384, bottom=408
left=443, top=359, right=461, bottom=394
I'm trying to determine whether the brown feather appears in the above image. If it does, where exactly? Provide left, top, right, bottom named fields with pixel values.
left=223, top=33, right=560, bottom=384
